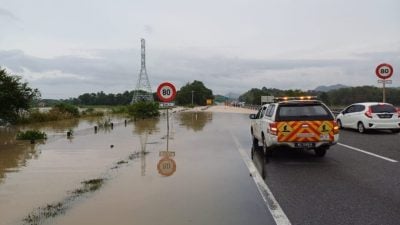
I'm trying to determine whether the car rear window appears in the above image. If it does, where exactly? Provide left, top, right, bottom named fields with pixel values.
left=371, top=104, right=396, bottom=113
left=276, top=104, right=334, bottom=121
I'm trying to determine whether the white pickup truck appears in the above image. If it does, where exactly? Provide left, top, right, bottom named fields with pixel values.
left=250, top=98, right=339, bottom=157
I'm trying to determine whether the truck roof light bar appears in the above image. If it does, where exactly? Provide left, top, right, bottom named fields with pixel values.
left=273, top=96, right=318, bottom=102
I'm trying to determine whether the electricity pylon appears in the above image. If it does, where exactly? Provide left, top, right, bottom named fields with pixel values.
left=131, top=38, right=153, bottom=103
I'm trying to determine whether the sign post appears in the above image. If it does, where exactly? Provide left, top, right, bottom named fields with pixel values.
left=156, top=82, right=177, bottom=177
left=375, top=63, right=394, bottom=103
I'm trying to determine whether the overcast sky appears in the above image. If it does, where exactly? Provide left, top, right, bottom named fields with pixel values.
left=1, top=0, right=399, bottom=99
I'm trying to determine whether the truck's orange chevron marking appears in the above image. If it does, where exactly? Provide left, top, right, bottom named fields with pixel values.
left=277, top=121, right=334, bottom=142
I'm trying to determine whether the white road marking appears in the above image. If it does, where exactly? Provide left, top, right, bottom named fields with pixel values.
left=231, top=133, right=291, bottom=225
left=338, top=143, right=398, bottom=163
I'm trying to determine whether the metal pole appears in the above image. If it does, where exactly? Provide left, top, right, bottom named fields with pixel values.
left=166, top=108, right=169, bottom=151
left=383, top=81, right=386, bottom=103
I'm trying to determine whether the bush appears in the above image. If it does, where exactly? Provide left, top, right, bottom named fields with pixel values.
left=110, top=106, right=128, bottom=114
left=16, top=130, right=47, bottom=140
left=128, top=102, right=160, bottom=119
left=81, top=108, right=104, bottom=117
left=52, top=103, right=79, bottom=117
left=18, top=103, right=81, bottom=124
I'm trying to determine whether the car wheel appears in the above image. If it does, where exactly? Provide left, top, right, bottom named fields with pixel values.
left=357, top=122, right=365, bottom=133
left=337, top=119, right=343, bottom=129
left=391, top=129, right=400, bottom=134
left=314, top=148, right=327, bottom=157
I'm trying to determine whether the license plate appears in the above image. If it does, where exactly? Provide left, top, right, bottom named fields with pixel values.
left=294, top=142, right=315, bottom=148
left=320, top=134, right=330, bottom=141
left=378, top=114, right=392, bottom=119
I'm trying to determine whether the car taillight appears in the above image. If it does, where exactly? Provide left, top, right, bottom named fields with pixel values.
left=364, top=107, right=372, bottom=118
left=269, top=122, right=278, bottom=135
left=333, top=121, right=339, bottom=134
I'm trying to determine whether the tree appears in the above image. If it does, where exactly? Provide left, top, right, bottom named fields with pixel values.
left=0, top=68, right=40, bottom=123
left=175, top=80, right=213, bottom=106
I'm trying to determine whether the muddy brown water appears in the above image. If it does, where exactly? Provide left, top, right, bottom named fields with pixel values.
left=0, top=111, right=271, bottom=225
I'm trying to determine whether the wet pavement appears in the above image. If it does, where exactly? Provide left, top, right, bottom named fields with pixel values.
left=0, top=112, right=275, bottom=225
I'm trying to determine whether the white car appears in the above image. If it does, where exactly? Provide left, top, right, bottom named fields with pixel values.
left=336, top=102, right=400, bottom=133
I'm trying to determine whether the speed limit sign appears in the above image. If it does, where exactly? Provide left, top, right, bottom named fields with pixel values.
left=157, top=82, right=176, bottom=102
left=157, top=157, right=176, bottom=176
left=376, top=63, right=394, bottom=80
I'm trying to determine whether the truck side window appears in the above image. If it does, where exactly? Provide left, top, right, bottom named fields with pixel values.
left=255, top=108, right=263, bottom=119
left=258, top=106, right=267, bottom=119
left=266, top=105, right=275, bottom=117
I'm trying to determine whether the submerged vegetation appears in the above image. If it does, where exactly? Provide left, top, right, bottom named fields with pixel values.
left=21, top=150, right=143, bottom=225
left=23, top=202, right=66, bottom=225
left=16, top=130, right=47, bottom=141
left=72, top=178, right=105, bottom=195
left=23, top=178, right=105, bottom=225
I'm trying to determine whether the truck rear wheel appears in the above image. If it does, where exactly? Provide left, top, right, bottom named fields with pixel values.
left=262, top=136, right=271, bottom=157
left=252, top=136, right=259, bottom=148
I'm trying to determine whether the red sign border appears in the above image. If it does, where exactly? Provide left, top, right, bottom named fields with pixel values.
left=156, top=82, right=177, bottom=102
left=375, top=63, right=394, bottom=80
left=157, top=157, right=177, bottom=176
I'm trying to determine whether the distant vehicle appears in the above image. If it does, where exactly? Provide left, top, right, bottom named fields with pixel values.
left=249, top=97, right=339, bottom=157
left=336, top=102, right=400, bottom=133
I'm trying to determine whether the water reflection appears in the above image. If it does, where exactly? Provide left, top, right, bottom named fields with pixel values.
left=132, top=118, right=160, bottom=177
left=0, top=128, right=40, bottom=184
left=178, top=112, right=212, bottom=132
left=251, top=146, right=268, bottom=179
left=133, top=118, right=160, bottom=135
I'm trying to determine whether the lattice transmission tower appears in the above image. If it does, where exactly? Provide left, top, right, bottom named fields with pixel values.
left=131, top=38, right=154, bottom=103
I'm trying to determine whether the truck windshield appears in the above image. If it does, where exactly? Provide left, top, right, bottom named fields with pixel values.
left=276, top=104, right=333, bottom=121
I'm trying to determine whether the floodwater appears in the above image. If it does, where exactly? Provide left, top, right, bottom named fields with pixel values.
left=0, top=111, right=273, bottom=225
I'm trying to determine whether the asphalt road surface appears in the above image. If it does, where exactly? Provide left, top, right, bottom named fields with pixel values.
left=230, top=113, right=400, bottom=225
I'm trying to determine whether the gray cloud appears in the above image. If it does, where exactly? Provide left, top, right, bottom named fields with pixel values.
left=143, top=25, right=154, bottom=35
left=0, top=8, right=19, bottom=21
left=1, top=48, right=399, bottom=99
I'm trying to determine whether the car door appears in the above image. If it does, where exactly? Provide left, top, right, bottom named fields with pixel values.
left=253, top=106, right=267, bottom=140
left=252, top=108, right=263, bottom=140
left=350, top=105, right=366, bottom=128
left=341, top=105, right=355, bottom=127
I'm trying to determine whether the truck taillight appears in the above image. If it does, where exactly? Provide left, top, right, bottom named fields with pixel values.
left=333, top=121, right=339, bottom=134
left=269, top=122, right=278, bottom=135
left=364, top=107, right=372, bottom=118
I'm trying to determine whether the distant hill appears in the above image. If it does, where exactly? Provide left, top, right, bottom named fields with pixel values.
left=314, top=84, right=348, bottom=92
left=224, top=92, right=241, bottom=99
left=214, top=95, right=229, bottom=103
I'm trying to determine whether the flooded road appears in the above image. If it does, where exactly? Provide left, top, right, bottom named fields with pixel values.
left=0, top=112, right=275, bottom=225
